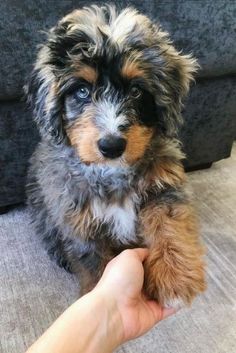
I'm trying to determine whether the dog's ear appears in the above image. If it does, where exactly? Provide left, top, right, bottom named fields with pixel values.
left=151, top=33, right=199, bottom=136
left=166, top=47, right=198, bottom=116
left=25, top=12, right=92, bottom=144
left=25, top=48, right=64, bottom=144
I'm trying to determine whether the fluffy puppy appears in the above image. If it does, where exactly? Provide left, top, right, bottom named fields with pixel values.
left=26, top=5, right=206, bottom=307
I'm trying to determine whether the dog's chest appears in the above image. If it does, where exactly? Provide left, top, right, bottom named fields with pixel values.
left=91, top=194, right=138, bottom=243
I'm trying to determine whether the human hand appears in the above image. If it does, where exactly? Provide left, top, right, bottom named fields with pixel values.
left=26, top=248, right=177, bottom=353
left=95, top=248, right=176, bottom=344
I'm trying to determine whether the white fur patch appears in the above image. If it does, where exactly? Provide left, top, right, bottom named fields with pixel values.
left=91, top=194, right=138, bottom=243
left=96, top=99, right=127, bottom=135
left=164, top=297, right=185, bottom=310
left=110, top=9, right=149, bottom=47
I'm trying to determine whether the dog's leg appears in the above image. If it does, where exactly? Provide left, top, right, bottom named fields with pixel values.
left=40, top=227, right=74, bottom=273
left=76, top=256, right=108, bottom=296
left=140, top=202, right=206, bottom=308
left=66, top=241, right=112, bottom=295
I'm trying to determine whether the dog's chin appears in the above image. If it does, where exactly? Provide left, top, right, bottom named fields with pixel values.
left=78, top=150, right=142, bottom=169
left=102, top=157, right=128, bottom=168
left=81, top=156, right=131, bottom=169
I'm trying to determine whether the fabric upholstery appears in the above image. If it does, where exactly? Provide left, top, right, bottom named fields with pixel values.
left=0, top=101, right=39, bottom=207
left=182, top=76, right=236, bottom=169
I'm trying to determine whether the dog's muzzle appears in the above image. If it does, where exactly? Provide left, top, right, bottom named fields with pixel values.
left=97, top=135, right=127, bottom=159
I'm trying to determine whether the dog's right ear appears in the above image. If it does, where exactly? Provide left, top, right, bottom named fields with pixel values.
left=25, top=54, right=64, bottom=144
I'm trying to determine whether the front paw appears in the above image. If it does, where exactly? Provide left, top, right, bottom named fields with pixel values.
left=144, top=249, right=206, bottom=308
left=48, top=247, right=73, bottom=273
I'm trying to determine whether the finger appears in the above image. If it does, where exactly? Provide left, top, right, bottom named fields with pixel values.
left=133, top=248, right=149, bottom=262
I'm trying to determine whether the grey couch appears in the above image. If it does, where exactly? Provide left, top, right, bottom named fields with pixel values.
left=0, top=0, right=236, bottom=209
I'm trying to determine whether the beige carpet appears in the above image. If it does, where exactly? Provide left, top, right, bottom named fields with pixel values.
left=0, top=144, right=236, bottom=353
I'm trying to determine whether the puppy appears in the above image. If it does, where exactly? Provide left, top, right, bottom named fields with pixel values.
left=26, top=5, right=206, bottom=307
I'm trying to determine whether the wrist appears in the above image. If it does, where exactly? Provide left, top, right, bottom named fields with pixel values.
left=72, top=287, right=124, bottom=353
left=89, top=287, right=125, bottom=351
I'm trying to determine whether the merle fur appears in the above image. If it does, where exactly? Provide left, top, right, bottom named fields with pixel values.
left=26, top=5, right=196, bottom=287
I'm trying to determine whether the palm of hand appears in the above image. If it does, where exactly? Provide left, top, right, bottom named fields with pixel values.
left=97, top=249, right=175, bottom=342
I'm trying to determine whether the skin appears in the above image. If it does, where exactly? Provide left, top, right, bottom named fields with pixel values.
left=26, top=249, right=176, bottom=353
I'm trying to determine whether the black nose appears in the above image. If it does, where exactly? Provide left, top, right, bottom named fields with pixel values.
left=98, top=136, right=127, bottom=159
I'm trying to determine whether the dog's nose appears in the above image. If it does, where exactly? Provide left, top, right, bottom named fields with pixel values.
left=98, top=136, right=127, bottom=159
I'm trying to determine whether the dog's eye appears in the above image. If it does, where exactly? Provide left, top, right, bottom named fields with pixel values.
left=130, top=86, right=142, bottom=99
left=118, top=123, right=131, bottom=132
left=75, top=86, right=91, bottom=100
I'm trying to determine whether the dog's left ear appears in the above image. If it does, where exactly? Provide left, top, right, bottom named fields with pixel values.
left=25, top=50, right=64, bottom=144
left=167, top=48, right=198, bottom=135
left=166, top=47, right=198, bottom=104
left=153, top=40, right=199, bottom=136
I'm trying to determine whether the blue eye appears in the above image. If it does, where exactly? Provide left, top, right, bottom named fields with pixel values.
left=75, top=86, right=91, bottom=100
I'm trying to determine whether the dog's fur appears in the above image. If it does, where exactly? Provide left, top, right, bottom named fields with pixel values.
left=26, top=5, right=206, bottom=307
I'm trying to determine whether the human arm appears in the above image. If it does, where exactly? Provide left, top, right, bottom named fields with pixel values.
left=26, top=248, right=176, bottom=353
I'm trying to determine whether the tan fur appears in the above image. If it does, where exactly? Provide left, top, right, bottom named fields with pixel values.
left=121, top=55, right=146, bottom=79
left=66, top=112, right=102, bottom=164
left=74, top=65, right=98, bottom=83
left=147, top=159, right=186, bottom=189
left=124, top=125, right=154, bottom=164
left=140, top=203, right=206, bottom=305
left=138, top=138, right=186, bottom=190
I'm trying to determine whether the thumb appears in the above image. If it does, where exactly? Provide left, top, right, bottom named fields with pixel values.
left=147, top=300, right=177, bottom=322
left=133, top=248, right=149, bottom=262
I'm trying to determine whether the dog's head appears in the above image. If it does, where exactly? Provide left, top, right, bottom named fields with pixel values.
left=27, top=5, right=197, bottom=166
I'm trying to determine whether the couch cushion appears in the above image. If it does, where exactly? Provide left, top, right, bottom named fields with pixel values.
left=0, top=101, right=39, bottom=207
left=156, top=0, right=236, bottom=79
left=0, top=0, right=235, bottom=100
left=181, top=76, right=236, bottom=169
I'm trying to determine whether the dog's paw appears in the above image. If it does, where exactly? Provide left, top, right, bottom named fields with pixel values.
left=57, top=256, right=73, bottom=273
left=144, top=251, right=206, bottom=307
left=48, top=248, right=73, bottom=273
